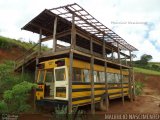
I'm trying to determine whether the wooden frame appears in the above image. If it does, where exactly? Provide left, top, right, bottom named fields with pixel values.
left=15, top=3, right=138, bottom=115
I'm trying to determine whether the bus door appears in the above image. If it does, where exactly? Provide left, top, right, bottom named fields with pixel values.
left=54, top=66, right=68, bottom=100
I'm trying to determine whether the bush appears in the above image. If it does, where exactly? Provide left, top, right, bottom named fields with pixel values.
left=135, top=81, right=144, bottom=95
left=0, top=60, right=35, bottom=93
left=0, top=100, right=8, bottom=113
left=0, top=81, right=37, bottom=113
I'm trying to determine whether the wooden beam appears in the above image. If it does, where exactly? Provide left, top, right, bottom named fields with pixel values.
left=71, top=14, right=76, bottom=49
left=68, top=50, right=73, bottom=114
left=103, top=35, right=109, bottom=111
left=29, top=22, right=52, bottom=34
left=56, top=29, right=71, bottom=39
left=53, top=17, right=57, bottom=52
left=118, top=43, right=124, bottom=105
left=38, top=29, right=42, bottom=56
left=41, top=29, right=71, bottom=42
left=90, top=56, right=95, bottom=114
left=68, top=13, right=76, bottom=114
left=111, top=48, right=114, bottom=60
left=90, top=37, right=95, bottom=114
left=117, top=42, right=121, bottom=64
left=90, top=37, right=93, bottom=55
left=34, top=57, right=39, bottom=111
left=129, top=51, right=135, bottom=100
left=65, top=7, right=105, bottom=35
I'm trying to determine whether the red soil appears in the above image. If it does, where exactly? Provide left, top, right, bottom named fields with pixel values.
left=0, top=48, right=23, bottom=63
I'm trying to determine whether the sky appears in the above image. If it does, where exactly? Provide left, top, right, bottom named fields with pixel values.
left=0, top=0, right=160, bottom=61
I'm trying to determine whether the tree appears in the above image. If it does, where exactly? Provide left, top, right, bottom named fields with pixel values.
left=140, top=54, right=152, bottom=65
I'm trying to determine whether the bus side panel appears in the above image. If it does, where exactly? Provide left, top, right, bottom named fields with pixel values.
left=72, top=82, right=129, bottom=106
left=72, top=82, right=105, bottom=106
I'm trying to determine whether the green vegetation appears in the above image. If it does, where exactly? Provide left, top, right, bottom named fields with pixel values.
left=0, top=36, right=36, bottom=50
left=53, top=106, right=87, bottom=120
left=134, top=67, right=160, bottom=76
left=134, top=54, right=160, bottom=72
left=0, top=36, right=48, bottom=51
left=0, top=81, right=36, bottom=113
left=0, top=60, right=36, bottom=113
left=135, top=81, right=144, bottom=96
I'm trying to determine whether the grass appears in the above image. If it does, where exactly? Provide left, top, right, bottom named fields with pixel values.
left=134, top=67, right=160, bottom=76
left=149, top=62, right=160, bottom=67
left=0, top=36, right=48, bottom=51
left=0, top=36, right=35, bottom=50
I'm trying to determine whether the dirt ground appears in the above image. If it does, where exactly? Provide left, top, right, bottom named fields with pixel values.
left=0, top=48, right=23, bottom=63
left=106, top=73, right=160, bottom=113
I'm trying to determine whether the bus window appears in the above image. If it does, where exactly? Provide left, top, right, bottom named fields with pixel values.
left=45, top=69, right=54, bottom=83
left=94, top=71, right=100, bottom=82
left=107, top=73, right=115, bottom=83
left=73, top=68, right=81, bottom=82
left=123, top=75, right=129, bottom=83
left=55, top=68, right=66, bottom=81
left=115, top=74, right=120, bottom=83
left=38, top=70, right=45, bottom=83
left=99, top=72, right=105, bottom=83
left=83, top=69, right=90, bottom=82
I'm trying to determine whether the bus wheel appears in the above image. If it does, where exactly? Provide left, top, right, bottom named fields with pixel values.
left=99, top=97, right=109, bottom=111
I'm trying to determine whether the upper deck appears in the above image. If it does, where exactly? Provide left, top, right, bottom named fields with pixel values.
left=14, top=3, right=137, bottom=72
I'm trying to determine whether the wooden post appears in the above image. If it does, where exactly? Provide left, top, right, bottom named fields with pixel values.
left=111, top=48, right=114, bottom=60
left=71, top=14, right=76, bottom=49
left=90, top=37, right=95, bottom=114
left=103, top=35, right=109, bottom=111
left=91, top=56, right=95, bottom=114
left=68, top=13, right=76, bottom=114
left=129, top=68, right=133, bottom=101
left=69, top=51, right=73, bottom=114
left=117, top=42, right=124, bottom=104
left=34, top=28, right=42, bottom=111
left=125, top=54, right=127, bottom=65
left=38, top=29, right=42, bottom=55
left=129, top=51, right=135, bottom=100
left=53, top=17, right=57, bottom=52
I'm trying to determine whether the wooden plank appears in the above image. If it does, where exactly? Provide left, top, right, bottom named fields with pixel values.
left=75, top=46, right=90, bottom=54
left=53, top=17, right=57, bottom=52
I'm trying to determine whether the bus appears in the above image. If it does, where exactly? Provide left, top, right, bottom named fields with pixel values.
left=35, top=58, right=130, bottom=111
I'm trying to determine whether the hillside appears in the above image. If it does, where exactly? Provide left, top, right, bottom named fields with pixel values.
left=0, top=36, right=35, bottom=63
left=134, top=67, right=160, bottom=76
left=0, top=36, right=48, bottom=63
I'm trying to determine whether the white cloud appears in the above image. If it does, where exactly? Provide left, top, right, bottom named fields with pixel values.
left=0, top=0, right=160, bottom=61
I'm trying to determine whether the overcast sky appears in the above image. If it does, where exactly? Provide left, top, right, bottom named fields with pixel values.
left=0, top=0, right=160, bottom=61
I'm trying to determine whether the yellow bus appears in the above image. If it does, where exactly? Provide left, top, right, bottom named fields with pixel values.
left=35, top=58, right=130, bottom=110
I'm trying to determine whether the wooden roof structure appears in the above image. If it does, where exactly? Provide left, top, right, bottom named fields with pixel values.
left=22, top=3, right=137, bottom=52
